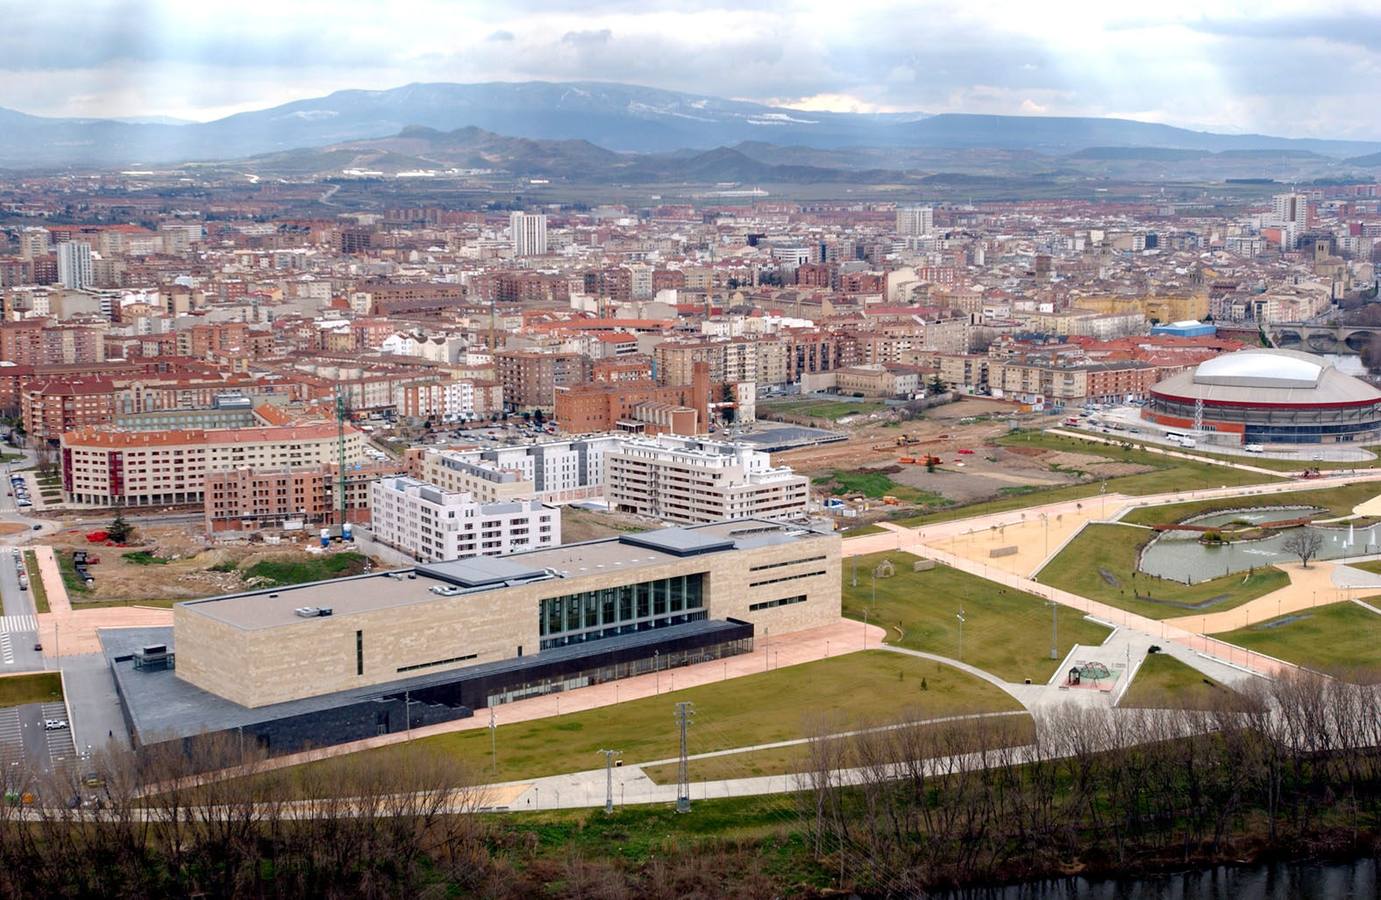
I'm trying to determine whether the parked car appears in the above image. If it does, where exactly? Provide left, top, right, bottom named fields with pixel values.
left=43, top=719, right=68, bottom=731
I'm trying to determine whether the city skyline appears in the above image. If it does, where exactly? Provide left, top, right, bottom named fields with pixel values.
left=4, top=2, right=1381, bottom=140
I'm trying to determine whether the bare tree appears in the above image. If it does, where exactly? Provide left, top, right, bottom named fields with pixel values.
left=1282, top=529, right=1324, bottom=567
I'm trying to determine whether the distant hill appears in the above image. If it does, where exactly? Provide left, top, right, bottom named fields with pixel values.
left=1, top=80, right=1380, bottom=170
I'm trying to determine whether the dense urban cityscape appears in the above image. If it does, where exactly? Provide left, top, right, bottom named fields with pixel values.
left=0, top=3, right=1379, bottom=898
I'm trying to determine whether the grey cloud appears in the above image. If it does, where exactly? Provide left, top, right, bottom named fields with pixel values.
left=1190, top=13, right=1381, bottom=50
left=487, top=30, right=515, bottom=41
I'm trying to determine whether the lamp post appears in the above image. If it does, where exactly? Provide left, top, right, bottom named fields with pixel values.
left=956, top=609, right=965, bottom=662
left=655, top=650, right=660, bottom=694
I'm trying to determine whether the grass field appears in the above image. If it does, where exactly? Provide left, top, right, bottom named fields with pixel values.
left=1118, top=653, right=1235, bottom=710
left=240, top=551, right=370, bottom=587
left=1216, top=602, right=1381, bottom=682
left=1036, top=523, right=1289, bottom=620
left=22, top=551, right=48, bottom=614
left=843, top=552, right=1112, bottom=682
left=639, top=712, right=1035, bottom=785
left=57, top=550, right=90, bottom=596
left=1120, top=480, right=1381, bottom=527
left=813, top=469, right=950, bottom=508
left=841, top=523, right=888, bottom=537
left=0, top=672, right=62, bottom=707
left=252, top=651, right=1020, bottom=794
left=759, top=399, right=886, bottom=421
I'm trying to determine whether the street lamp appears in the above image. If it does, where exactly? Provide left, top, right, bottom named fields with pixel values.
left=654, top=650, right=660, bottom=694
left=956, top=609, right=966, bottom=661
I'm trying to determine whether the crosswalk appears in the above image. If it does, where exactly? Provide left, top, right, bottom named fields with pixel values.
left=0, top=632, right=12, bottom=665
left=0, top=615, right=37, bottom=635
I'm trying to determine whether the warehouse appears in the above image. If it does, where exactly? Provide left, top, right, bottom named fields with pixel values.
left=105, top=519, right=840, bottom=755
left=1144, top=348, right=1381, bottom=444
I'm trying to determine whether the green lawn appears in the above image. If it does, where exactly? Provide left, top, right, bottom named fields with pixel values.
left=22, top=551, right=49, bottom=614
left=0, top=672, right=63, bottom=707
left=1346, top=559, right=1381, bottom=576
left=122, top=550, right=171, bottom=566
left=759, top=399, right=887, bottom=421
left=252, top=651, right=1020, bottom=794
left=1216, top=602, right=1381, bottom=682
left=240, top=551, right=370, bottom=587
left=843, top=552, right=1112, bottom=682
left=640, top=713, right=1035, bottom=785
left=1120, top=480, right=1381, bottom=528
left=1118, top=653, right=1235, bottom=710
left=57, top=550, right=90, bottom=596
left=813, top=469, right=950, bottom=508
left=1036, top=523, right=1289, bottom=620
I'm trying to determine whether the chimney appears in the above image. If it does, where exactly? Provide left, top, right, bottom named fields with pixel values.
left=691, top=361, right=710, bottom=433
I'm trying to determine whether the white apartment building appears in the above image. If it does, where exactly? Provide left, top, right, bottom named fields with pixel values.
left=369, top=476, right=560, bottom=563
left=509, top=212, right=549, bottom=257
left=604, top=435, right=809, bottom=525
left=61, top=423, right=365, bottom=507
left=57, top=241, right=94, bottom=290
left=421, top=434, right=625, bottom=505
left=896, top=205, right=934, bottom=236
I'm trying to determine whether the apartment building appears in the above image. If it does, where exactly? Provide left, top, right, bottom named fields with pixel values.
left=203, top=462, right=406, bottom=533
left=394, top=379, right=503, bottom=421
left=61, top=422, right=365, bottom=506
left=605, top=435, right=809, bottom=525
left=494, top=350, right=591, bottom=409
left=420, top=434, right=625, bottom=505
left=368, top=475, right=560, bottom=563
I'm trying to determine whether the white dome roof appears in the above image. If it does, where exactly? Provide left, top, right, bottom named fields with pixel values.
left=1194, top=349, right=1325, bottom=389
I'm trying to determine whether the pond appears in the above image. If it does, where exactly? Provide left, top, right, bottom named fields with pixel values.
left=1137, top=507, right=1374, bottom=582
left=935, top=856, right=1377, bottom=900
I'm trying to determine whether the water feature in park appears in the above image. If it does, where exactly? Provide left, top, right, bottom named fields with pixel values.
left=1136, top=506, right=1367, bottom=582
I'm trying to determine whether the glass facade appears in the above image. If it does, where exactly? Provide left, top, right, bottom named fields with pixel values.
left=539, top=573, right=706, bottom=650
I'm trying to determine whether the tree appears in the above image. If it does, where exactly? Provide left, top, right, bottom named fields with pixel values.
left=107, top=512, right=134, bottom=544
left=532, top=408, right=545, bottom=427
left=1281, top=529, right=1323, bottom=567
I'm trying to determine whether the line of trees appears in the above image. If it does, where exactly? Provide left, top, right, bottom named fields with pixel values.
left=0, top=671, right=1376, bottom=896
left=801, top=670, right=1381, bottom=893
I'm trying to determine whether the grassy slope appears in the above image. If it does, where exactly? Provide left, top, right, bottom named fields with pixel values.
left=1216, top=601, right=1381, bottom=682
left=1120, top=480, right=1381, bottom=527
left=1118, top=653, right=1235, bottom=710
left=1036, top=523, right=1289, bottom=620
left=253, top=651, right=1020, bottom=793
left=22, top=551, right=48, bottom=614
left=759, top=399, right=886, bottom=420
left=844, top=551, right=1111, bottom=682
left=240, top=551, right=369, bottom=587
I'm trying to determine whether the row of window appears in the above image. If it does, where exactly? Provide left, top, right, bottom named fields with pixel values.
left=748, top=569, right=827, bottom=589
left=749, top=594, right=807, bottom=612
left=397, top=652, right=478, bottom=674
left=540, top=573, right=706, bottom=640
left=747, top=554, right=828, bottom=573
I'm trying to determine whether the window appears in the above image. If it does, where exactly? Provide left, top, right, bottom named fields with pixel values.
left=749, top=570, right=827, bottom=588
left=749, top=594, right=807, bottom=612
left=355, top=630, right=364, bottom=675
left=747, top=554, right=828, bottom=572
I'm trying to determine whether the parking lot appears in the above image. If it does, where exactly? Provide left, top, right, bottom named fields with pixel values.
left=0, top=701, right=77, bottom=780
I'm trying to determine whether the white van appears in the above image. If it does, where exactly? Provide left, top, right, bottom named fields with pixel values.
left=1244, top=443, right=1264, bottom=454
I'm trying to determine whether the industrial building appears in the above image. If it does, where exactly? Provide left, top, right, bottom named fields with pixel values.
left=1144, top=348, right=1381, bottom=444
left=105, top=519, right=840, bottom=755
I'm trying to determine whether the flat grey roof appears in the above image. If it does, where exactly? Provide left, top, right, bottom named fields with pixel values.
left=178, top=519, right=831, bottom=631
left=102, top=619, right=748, bottom=742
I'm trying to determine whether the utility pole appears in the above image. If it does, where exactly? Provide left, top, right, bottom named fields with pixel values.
left=674, top=701, right=694, bottom=814
left=489, top=707, right=497, bottom=775
left=851, top=555, right=857, bottom=588
left=955, top=609, right=965, bottom=662
left=598, top=748, right=621, bottom=814
left=335, top=388, right=348, bottom=528
left=1048, top=600, right=1059, bottom=660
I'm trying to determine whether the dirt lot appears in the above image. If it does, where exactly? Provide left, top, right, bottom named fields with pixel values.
left=45, top=524, right=384, bottom=605
left=561, top=507, right=653, bottom=543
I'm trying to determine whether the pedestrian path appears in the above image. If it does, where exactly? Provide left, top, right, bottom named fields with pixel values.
left=0, top=614, right=37, bottom=634
left=0, top=632, right=12, bottom=665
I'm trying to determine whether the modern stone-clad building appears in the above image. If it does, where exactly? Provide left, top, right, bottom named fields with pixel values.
left=107, top=519, right=841, bottom=755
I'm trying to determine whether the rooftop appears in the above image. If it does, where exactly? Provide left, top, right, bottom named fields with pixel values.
left=178, top=519, right=831, bottom=630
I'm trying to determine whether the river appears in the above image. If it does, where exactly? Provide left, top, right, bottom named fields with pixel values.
left=935, top=857, right=1378, bottom=899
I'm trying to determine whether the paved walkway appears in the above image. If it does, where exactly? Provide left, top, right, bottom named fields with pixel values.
left=1045, top=428, right=1288, bottom=477
left=1163, top=560, right=1344, bottom=635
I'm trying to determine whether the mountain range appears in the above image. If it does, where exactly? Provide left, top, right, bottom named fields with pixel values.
left=4, top=80, right=1381, bottom=171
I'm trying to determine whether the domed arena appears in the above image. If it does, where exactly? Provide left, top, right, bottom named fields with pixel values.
left=1144, top=348, right=1381, bottom=444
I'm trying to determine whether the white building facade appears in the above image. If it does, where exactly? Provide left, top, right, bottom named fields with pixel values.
left=368, top=475, right=561, bottom=563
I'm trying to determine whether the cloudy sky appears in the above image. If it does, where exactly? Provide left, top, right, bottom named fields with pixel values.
left=4, top=1, right=1380, bottom=138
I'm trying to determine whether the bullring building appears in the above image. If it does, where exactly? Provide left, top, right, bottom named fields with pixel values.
left=102, top=519, right=841, bottom=755
left=1144, top=348, right=1381, bottom=444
